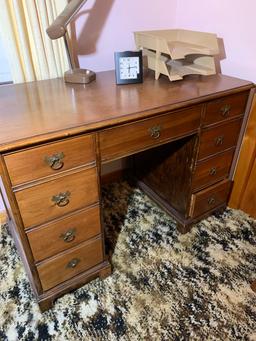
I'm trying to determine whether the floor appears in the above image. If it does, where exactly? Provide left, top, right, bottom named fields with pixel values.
left=0, top=180, right=255, bottom=340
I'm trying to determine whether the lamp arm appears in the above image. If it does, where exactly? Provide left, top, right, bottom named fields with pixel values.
left=46, top=0, right=87, bottom=40
left=46, top=0, right=96, bottom=84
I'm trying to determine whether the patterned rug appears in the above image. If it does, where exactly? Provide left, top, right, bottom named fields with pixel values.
left=0, top=181, right=255, bottom=341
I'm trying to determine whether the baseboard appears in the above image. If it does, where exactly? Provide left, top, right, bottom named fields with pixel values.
left=0, top=210, right=7, bottom=225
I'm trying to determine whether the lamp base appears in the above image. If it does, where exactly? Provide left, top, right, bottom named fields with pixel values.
left=64, top=68, right=96, bottom=84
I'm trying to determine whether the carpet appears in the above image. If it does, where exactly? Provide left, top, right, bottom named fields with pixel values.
left=0, top=180, right=255, bottom=341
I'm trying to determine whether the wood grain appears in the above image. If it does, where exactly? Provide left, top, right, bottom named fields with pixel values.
left=198, top=118, right=243, bottom=160
left=27, top=205, right=101, bottom=262
left=229, top=95, right=256, bottom=212
left=192, top=149, right=235, bottom=191
left=189, top=179, right=232, bottom=218
left=203, top=91, right=249, bottom=126
left=135, top=135, right=198, bottom=216
left=37, top=260, right=111, bottom=312
left=4, top=134, right=96, bottom=186
left=0, top=72, right=254, bottom=311
left=15, top=166, right=99, bottom=228
left=37, top=237, right=103, bottom=291
left=0, top=71, right=253, bottom=153
left=0, top=156, right=43, bottom=295
left=0, top=210, right=7, bottom=225
left=239, top=156, right=256, bottom=216
left=100, top=105, right=201, bottom=162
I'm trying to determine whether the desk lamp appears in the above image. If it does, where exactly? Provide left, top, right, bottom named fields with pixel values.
left=46, top=0, right=96, bottom=84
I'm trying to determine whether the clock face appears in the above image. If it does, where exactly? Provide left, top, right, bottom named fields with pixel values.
left=119, top=57, right=140, bottom=80
left=114, top=51, right=143, bottom=85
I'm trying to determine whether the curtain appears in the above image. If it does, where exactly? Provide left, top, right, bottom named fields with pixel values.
left=0, top=0, right=69, bottom=83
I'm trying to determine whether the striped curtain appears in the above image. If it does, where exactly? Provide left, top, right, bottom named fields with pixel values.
left=0, top=0, right=69, bottom=83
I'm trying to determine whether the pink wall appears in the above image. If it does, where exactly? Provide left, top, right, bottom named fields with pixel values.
left=73, top=0, right=178, bottom=72
left=175, top=0, right=256, bottom=82
left=74, top=0, right=256, bottom=82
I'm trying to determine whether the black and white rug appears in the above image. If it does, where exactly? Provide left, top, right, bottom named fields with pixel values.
left=0, top=181, right=255, bottom=340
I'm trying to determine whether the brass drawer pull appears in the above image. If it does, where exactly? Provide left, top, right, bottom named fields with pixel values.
left=215, top=135, right=224, bottom=146
left=45, top=152, right=65, bottom=170
left=209, top=167, right=217, bottom=176
left=60, top=228, right=76, bottom=242
left=149, top=125, right=161, bottom=139
left=220, top=104, right=231, bottom=117
left=52, top=191, right=71, bottom=207
left=66, top=258, right=80, bottom=269
left=208, top=197, right=216, bottom=205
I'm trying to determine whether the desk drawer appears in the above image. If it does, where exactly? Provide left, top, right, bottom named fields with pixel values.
left=99, top=105, right=202, bottom=161
left=192, top=149, right=234, bottom=191
left=198, top=118, right=242, bottom=160
left=189, top=179, right=232, bottom=218
left=15, top=167, right=99, bottom=228
left=203, top=91, right=248, bottom=126
left=27, top=205, right=101, bottom=262
left=37, top=237, right=103, bottom=291
left=4, top=134, right=96, bottom=186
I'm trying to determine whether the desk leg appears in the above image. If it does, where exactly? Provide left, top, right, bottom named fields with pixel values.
left=38, top=298, right=54, bottom=313
left=99, top=263, right=112, bottom=279
left=177, top=222, right=193, bottom=234
left=251, top=280, right=256, bottom=292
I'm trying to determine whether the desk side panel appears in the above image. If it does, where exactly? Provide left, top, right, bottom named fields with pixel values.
left=0, top=155, right=43, bottom=295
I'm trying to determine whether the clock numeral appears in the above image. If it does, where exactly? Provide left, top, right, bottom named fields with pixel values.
left=115, top=51, right=142, bottom=84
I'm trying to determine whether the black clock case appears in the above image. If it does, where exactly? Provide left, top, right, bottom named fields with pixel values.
left=114, top=50, right=143, bottom=85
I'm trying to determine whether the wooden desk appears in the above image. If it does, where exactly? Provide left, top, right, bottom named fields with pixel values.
left=0, top=71, right=254, bottom=311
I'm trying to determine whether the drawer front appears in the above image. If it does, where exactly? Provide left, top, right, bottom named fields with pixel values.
left=99, top=105, right=202, bottom=161
left=192, top=149, right=234, bottom=191
left=198, top=118, right=242, bottom=160
left=27, top=205, right=101, bottom=262
left=15, top=167, right=99, bottom=228
left=203, top=91, right=249, bottom=126
left=4, top=134, right=96, bottom=186
left=189, top=179, right=232, bottom=218
left=37, top=237, right=103, bottom=291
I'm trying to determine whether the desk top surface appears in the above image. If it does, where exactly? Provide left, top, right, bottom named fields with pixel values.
left=0, top=70, right=253, bottom=152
